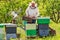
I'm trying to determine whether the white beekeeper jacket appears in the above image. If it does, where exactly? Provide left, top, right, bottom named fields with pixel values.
left=11, top=11, right=18, bottom=19
left=26, top=4, right=39, bottom=18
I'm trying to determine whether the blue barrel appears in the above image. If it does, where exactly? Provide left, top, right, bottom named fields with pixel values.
left=38, top=24, right=49, bottom=30
left=39, top=30, right=49, bottom=36
left=6, top=34, right=17, bottom=40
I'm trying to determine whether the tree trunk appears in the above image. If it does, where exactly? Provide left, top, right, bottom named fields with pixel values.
left=58, top=11, right=60, bottom=23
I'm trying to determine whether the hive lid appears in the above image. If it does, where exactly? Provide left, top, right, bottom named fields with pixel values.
left=0, top=23, right=17, bottom=27
left=37, top=17, right=50, bottom=19
left=0, top=25, right=4, bottom=28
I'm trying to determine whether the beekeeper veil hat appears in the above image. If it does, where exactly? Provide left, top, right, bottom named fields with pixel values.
left=29, top=1, right=37, bottom=7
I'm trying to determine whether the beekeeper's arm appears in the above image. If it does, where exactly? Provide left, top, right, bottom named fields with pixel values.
left=36, top=8, right=40, bottom=17
left=26, top=7, right=29, bottom=17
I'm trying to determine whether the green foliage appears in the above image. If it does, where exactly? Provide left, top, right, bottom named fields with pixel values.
left=0, top=0, right=60, bottom=23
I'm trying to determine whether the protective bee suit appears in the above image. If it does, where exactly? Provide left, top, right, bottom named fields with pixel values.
left=23, top=1, right=40, bottom=23
left=11, top=11, right=18, bottom=19
left=26, top=1, right=39, bottom=18
left=11, top=11, right=18, bottom=24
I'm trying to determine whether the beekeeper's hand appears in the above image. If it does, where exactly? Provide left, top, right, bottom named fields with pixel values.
left=32, top=16, right=36, bottom=19
left=32, top=16, right=35, bottom=18
left=25, top=15, right=29, bottom=18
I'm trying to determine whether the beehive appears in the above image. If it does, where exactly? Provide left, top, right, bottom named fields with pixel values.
left=37, top=17, right=50, bottom=37
left=38, top=24, right=49, bottom=30
left=5, top=24, right=17, bottom=40
left=26, top=24, right=37, bottom=37
left=39, top=30, right=49, bottom=36
left=0, top=24, right=5, bottom=40
left=0, top=24, right=4, bottom=28
left=23, top=20, right=27, bottom=26
left=6, top=34, right=17, bottom=40
left=0, top=33, right=4, bottom=40
left=37, top=17, right=50, bottom=24
left=5, top=24, right=17, bottom=34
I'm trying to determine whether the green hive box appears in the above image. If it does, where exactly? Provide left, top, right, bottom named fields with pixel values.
left=0, top=24, right=4, bottom=40
left=0, top=24, right=5, bottom=34
left=23, top=20, right=27, bottom=26
left=0, top=24, right=4, bottom=28
left=26, top=24, right=37, bottom=37
left=37, top=17, right=50, bottom=24
left=26, top=30, right=37, bottom=37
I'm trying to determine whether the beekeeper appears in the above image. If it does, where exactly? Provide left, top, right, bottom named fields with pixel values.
left=26, top=1, right=39, bottom=19
left=11, top=11, right=18, bottom=19
left=11, top=11, right=18, bottom=23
